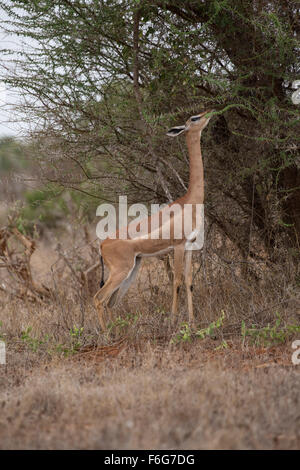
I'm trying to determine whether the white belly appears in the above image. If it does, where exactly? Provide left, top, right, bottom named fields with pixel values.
left=139, top=246, right=174, bottom=258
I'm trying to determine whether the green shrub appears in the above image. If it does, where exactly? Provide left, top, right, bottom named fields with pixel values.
left=241, top=314, right=300, bottom=347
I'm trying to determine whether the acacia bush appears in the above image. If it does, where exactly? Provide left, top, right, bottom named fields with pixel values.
left=0, top=0, right=299, bottom=275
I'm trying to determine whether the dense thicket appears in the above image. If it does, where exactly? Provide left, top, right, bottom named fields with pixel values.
left=1, top=0, right=299, bottom=269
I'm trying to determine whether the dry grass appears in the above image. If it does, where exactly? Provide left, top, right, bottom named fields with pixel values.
left=0, top=339, right=299, bottom=450
left=0, top=235, right=299, bottom=450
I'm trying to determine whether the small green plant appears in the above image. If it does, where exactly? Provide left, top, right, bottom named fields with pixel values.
left=69, top=326, right=84, bottom=351
left=172, top=311, right=226, bottom=344
left=107, top=313, right=140, bottom=333
left=155, top=307, right=167, bottom=315
left=51, top=342, right=79, bottom=357
left=172, top=322, right=193, bottom=343
left=196, top=311, right=225, bottom=339
left=20, top=325, right=86, bottom=356
left=215, top=340, right=229, bottom=351
left=241, top=313, right=300, bottom=347
left=21, top=326, right=47, bottom=352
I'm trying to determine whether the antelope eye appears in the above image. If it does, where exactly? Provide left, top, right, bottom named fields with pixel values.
left=191, top=115, right=201, bottom=122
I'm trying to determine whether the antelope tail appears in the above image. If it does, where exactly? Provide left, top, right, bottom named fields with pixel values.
left=100, top=254, right=105, bottom=288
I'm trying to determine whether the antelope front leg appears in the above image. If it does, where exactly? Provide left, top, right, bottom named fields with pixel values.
left=171, top=245, right=185, bottom=317
left=184, top=249, right=195, bottom=328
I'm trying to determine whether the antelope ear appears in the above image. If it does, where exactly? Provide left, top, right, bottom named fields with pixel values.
left=166, top=125, right=186, bottom=137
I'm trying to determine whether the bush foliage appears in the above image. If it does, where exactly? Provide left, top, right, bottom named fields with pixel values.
left=0, top=0, right=299, bottom=267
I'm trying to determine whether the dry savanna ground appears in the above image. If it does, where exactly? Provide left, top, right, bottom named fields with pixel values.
left=0, top=233, right=299, bottom=450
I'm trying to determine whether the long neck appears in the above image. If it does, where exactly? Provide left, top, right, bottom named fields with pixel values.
left=185, top=130, right=204, bottom=203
